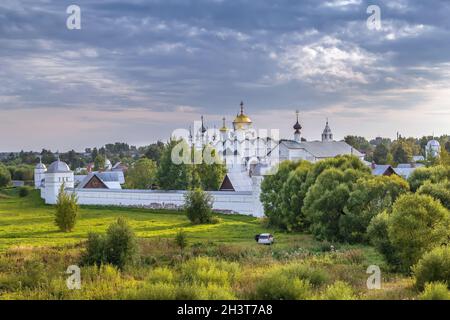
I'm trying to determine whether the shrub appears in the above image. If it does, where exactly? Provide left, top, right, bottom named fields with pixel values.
left=280, top=263, right=329, bottom=287
left=387, top=194, right=450, bottom=271
left=321, top=281, right=356, bottom=300
left=18, top=186, right=31, bottom=197
left=83, top=232, right=107, bottom=266
left=418, top=282, right=450, bottom=300
left=83, top=218, right=138, bottom=270
left=0, top=164, right=11, bottom=188
left=104, top=217, right=139, bottom=269
left=413, top=246, right=450, bottom=290
left=147, top=267, right=175, bottom=284
left=54, top=185, right=79, bottom=232
left=175, top=229, right=188, bottom=250
left=180, top=257, right=239, bottom=286
left=184, top=188, right=214, bottom=224
left=255, top=273, right=312, bottom=300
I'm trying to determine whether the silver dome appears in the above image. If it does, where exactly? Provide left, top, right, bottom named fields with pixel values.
left=426, top=139, right=440, bottom=148
left=47, top=160, right=71, bottom=173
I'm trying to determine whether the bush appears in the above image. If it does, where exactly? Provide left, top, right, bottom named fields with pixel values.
left=147, top=267, right=175, bottom=284
left=387, top=194, right=450, bottom=271
left=0, top=164, right=11, bottom=187
left=180, top=257, right=239, bottom=286
left=280, top=263, right=329, bottom=287
left=255, top=274, right=312, bottom=300
left=104, top=218, right=139, bottom=269
left=321, top=281, right=356, bottom=300
left=83, top=218, right=138, bottom=270
left=54, top=185, right=79, bottom=232
left=184, top=188, right=214, bottom=224
left=83, top=232, right=107, bottom=266
left=418, top=282, right=450, bottom=300
left=175, top=229, right=188, bottom=250
left=18, top=186, right=31, bottom=197
left=413, top=247, right=450, bottom=290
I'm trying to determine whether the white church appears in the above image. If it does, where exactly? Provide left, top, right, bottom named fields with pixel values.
left=35, top=102, right=363, bottom=217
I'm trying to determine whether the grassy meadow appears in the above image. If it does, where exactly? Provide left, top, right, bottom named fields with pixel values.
left=0, top=188, right=419, bottom=300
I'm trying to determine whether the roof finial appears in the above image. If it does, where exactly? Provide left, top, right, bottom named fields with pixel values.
left=201, top=115, right=207, bottom=134
left=240, top=101, right=244, bottom=115
left=38, top=155, right=42, bottom=164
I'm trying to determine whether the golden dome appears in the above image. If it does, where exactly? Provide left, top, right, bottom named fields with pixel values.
left=220, top=117, right=228, bottom=132
left=233, top=102, right=252, bottom=124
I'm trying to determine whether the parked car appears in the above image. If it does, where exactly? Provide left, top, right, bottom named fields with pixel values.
left=255, top=233, right=274, bottom=245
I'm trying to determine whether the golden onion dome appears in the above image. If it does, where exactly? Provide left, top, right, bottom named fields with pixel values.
left=233, top=102, right=252, bottom=124
left=220, top=117, right=228, bottom=132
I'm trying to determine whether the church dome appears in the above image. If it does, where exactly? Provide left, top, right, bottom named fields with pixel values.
left=105, top=158, right=112, bottom=169
left=47, top=160, right=70, bottom=173
left=426, top=139, right=440, bottom=149
left=233, top=102, right=252, bottom=125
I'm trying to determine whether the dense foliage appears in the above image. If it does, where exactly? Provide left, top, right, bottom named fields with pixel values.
left=413, top=246, right=450, bottom=290
left=83, top=218, right=139, bottom=270
left=54, top=185, right=79, bottom=232
left=0, top=164, right=11, bottom=187
left=125, top=158, right=158, bottom=189
left=184, top=188, right=214, bottom=224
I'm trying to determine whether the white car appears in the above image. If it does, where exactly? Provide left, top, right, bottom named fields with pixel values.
left=255, top=233, right=274, bottom=245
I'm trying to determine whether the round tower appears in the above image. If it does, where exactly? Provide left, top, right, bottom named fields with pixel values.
left=34, top=156, right=47, bottom=189
left=43, top=158, right=74, bottom=204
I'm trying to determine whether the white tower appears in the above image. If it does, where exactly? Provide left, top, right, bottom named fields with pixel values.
left=322, top=119, right=333, bottom=142
left=34, top=156, right=47, bottom=189
left=43, top=158, right=74, bottom=204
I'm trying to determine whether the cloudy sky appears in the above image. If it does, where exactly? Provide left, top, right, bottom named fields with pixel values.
left=0, top=0, right=449, bottom=151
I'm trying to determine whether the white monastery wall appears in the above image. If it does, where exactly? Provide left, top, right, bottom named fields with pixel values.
left=60, top=188, right=263, bottom=217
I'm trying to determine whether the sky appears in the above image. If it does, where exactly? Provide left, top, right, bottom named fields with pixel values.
left=0, top=0, right=449, bottom=152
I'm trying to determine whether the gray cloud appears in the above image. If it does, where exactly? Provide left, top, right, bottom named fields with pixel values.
left=0, top=0, right=449, bottom=150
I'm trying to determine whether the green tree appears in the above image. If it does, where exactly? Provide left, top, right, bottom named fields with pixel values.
left=408, top=165, right=450, bottom=192
left=373, top=143, right=389, bottom=164
left=184, top=188, right=214, bottom=224
left=144, top=141, right=165, bottom=163
left=344, top=136, right=373, bottom=158
left=417, top=181, right=450, bottom=210
left=192, top=146, right=226, bottom=191
left=260, top=161, right=303, bottom=228
left=367, top=211, right=401, bottom=267
left=0, top=164, right=11, bottom=187
left=391, top=140, right=413, bottom=164
left=303, top=168, right=368, bottom=241
left=157, top=139, right=190, bottom=190
left=339, top=175, right=409, bottom=243
left=94, top=154, right=106, bottom=171
left=279, top=161, right=313, bottom=231
left=55, top=185, right=79, bottom=232
left=387, top=194, right=450, bottom=271
left=125, top=158, right=157, bottom=189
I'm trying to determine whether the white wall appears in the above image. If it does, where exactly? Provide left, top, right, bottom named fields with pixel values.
left=63, top=188, right=264, bottom=217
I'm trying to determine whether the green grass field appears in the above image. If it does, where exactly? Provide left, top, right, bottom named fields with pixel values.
left=0, top=188, right=316, bottom=252
left=0, top=188, right=418, bottom=300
